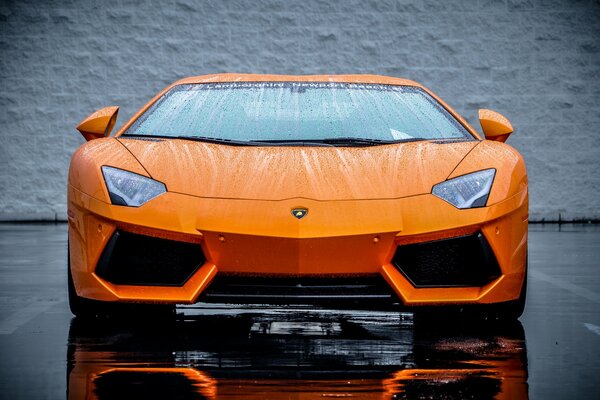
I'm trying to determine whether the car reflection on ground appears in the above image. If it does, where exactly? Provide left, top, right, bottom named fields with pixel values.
left=67, top=306, right=528, bottom=399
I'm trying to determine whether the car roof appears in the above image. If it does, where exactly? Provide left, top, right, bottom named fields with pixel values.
left=173, top=73, right=423, bottom=88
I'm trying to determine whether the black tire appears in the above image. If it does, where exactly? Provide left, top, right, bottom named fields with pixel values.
left=496, top=265, right=527, bottom=320
left=67, top=259, right=85, bottom=317
left=67, top=248, right=115, bottom=318
left=466, top=260, right=528, bottom=321
left=67, top=242, right=175, bottom=320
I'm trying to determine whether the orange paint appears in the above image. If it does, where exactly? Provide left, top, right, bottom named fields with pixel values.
left=76, top=106, right=119, bottom=141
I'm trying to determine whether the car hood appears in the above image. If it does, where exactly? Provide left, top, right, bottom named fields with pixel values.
left=118, top=138, right=479, bottom=201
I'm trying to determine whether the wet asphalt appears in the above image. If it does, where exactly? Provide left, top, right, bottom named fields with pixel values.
left=0, top=223, right=598, bottom=399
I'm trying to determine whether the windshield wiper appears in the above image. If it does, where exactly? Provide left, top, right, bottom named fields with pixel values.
left=123, top=134, right=266, bottom=146
left=174, top=136, right=269, bottom=146
left=321, top=137, right=392, bottom=146
left=253, top=137, right=432, bottom=147
left=248, top=139, right=335, bottom=147
left=123, top=135, right=336, bottom=147
left=319, top=137, right=431, bottom=146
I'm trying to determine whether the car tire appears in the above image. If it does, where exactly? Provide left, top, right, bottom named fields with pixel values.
left=67, top=248, right=102, bottom=318
left=67, top=242, right=175, bottom=320
left=496, top=263, right=528, bottom=320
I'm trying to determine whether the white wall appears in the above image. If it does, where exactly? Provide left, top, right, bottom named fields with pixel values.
left=1, top=0, right=599, bottom=221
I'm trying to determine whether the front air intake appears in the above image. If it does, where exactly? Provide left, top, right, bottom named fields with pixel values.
left=392, top=233, right=501, bottom=288
left=95, top=230, right=205, bottom=286
left=200, top=275, right=398, bottom=307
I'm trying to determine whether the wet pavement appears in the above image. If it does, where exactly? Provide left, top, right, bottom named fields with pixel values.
left=0, top=223, right=598, bottom=399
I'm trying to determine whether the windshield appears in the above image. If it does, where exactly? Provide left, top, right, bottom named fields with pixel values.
left=124, top=82, right=473, bottom=144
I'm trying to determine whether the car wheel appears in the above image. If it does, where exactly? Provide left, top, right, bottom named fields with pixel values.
left=67, top=242, right=175, bottom=320
left=68, top=258, right=102, bottom=318
left=67, top=247, right=114, bottom=318
left=496, top=264, right=527, bottom=320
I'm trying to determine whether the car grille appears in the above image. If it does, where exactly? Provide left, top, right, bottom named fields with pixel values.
left=95, top=230, right=205, bottom=286
left=392, top=232, right=501, bottom=287
left=200, top=275, right=398, bottom=307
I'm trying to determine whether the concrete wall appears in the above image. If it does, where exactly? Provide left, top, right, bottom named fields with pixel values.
left=1, top=0, right=599, bottom=221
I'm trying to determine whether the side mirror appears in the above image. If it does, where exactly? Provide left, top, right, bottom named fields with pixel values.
left=478, top=109, right=513, bottom=143
left=76, top=106, right=119, bottom=141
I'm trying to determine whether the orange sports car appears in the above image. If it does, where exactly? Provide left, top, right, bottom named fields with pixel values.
left=67, top=74, right=528, bottom=319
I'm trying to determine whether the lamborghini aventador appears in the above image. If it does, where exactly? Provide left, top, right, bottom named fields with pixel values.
left=67, top=74, right=528, bottom=319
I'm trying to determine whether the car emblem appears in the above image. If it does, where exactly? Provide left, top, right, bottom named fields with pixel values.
left=291, top=208, right=308, bottom=219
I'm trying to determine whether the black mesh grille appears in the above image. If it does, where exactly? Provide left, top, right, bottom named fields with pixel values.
left=95, top=230, right=205, bottom=286
left=200, top=275, right=398, bottom=306
left=392, top=233, right=501, bottom=287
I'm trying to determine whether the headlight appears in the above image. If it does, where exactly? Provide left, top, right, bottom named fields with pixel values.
left=101, top=166, right=166, bottom=207
left=432, top=169, right=496, bottom=209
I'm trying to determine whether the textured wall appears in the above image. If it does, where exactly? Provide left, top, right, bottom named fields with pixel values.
left=0, top=0, right=599, bottom=221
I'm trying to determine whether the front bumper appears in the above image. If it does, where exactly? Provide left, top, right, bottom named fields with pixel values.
left=67, top=184, right=528, bottom=307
